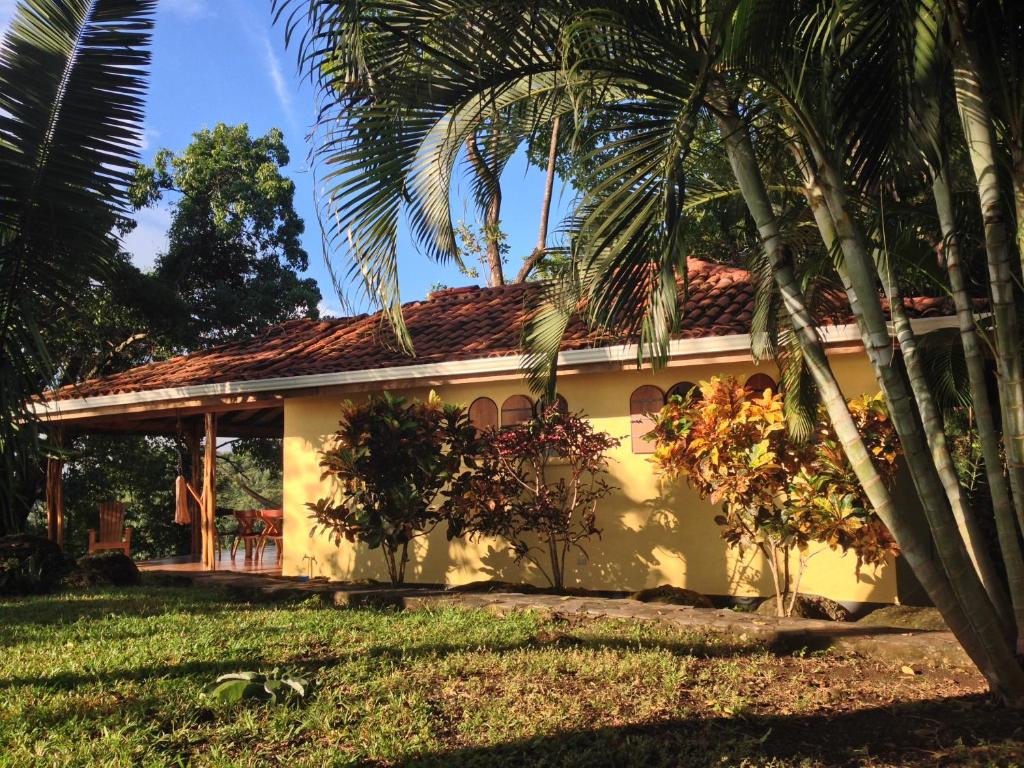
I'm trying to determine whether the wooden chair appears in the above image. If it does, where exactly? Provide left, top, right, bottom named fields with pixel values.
left=230, top=510, right=263, bottom=560
left=257, top=510, right=283, bottom=563
left=88, top=502, right=132, bottom=556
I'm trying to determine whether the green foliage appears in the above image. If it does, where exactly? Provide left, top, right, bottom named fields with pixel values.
left=58, top=434, right=189, bottom=561
left=131, top=123, right=321, bottom=348
left=444, top=406, right=619, bottom=590
left=217, top=441, right=283, bottom=511
left=0, top=0, right=155, bottom=533
left=74, top=551, right=141, bottom=588
left=205, top=668, right=312, bottom=706
left=308, top=392, right=479, bottom=584
left=0, top=534, right=71, bottom=596
left=651, top=377, right=899, bottom=616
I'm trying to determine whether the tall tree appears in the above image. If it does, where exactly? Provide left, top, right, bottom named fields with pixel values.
left=279, top=0, right=1024, bottom=702
left=132, top=123, right=321, bottom=348
left=0, top=0, right=155, bottom=533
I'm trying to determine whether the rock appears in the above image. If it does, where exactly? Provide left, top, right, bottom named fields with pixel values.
left=73, top=551, right=141, bottom=587
left=447, top=580, right=546, bottom=594
left=756, top=594, right=851, bottom=622
left=0, top=534, right=72, bottom=595
left=858, top=605, right=947, bottom=631
left=628, top=585, right=714, bottom=608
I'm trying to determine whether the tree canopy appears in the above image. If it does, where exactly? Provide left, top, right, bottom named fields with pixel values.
left=132, top=123, right=321, bottom=348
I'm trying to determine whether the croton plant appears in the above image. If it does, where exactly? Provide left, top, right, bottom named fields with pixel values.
left=650, top=376, right=900, bottom=616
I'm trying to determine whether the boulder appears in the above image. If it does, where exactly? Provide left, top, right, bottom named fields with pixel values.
left=757, top=593, right=852, bottom=622
left=74, top=551, right=141, bottom=587
left=858, top=605, right=947, bottom=631
left=0, top=534, right=71, bottom=595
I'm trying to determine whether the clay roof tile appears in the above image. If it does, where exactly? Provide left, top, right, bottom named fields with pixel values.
left=48, top=258, right=952, bottom=401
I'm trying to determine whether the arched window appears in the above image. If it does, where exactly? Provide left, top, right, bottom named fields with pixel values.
left=629, top=385, right=665, bottom=454
left=667, top=381, right=700, bottom=402
left=536, top=393, right=568, bottom=417
left=468, top=397, right=498, bottom=435
left=501, top=395, right=534, bottom=426
left=744, top=373, right=778, bottom=395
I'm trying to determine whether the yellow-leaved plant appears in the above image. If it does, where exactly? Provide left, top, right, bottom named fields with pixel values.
left=651, top=377, right=899, bottom=616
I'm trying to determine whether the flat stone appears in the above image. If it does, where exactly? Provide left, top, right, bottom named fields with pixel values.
left=162, top=571, right=973, bottom=670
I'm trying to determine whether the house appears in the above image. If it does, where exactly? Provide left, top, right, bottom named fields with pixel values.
left=36, top=258, right=956, bottom=605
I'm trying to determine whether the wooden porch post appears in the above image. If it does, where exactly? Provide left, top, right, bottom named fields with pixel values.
left=45, top=427, right=65, bottom=549
left=202, top=413, right=218, bottom=570
left=185, top=420, right=203, bottom=558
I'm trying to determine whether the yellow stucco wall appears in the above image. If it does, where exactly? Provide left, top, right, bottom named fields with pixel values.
left=281, top=353, right=898, bottom=604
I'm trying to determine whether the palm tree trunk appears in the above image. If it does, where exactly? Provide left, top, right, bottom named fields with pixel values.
left=518, top=116, right=561, bottom=283
left=1011, top=143, right=1024, bottom=280
left=935, top=167, right=1024, bottom=650
left=950, top=16, right=1024, bottom=533
left=808, top=151, right=1024, bottom=697
left=465, top=133, right=505, bottom=286
left=713, top=100, right=1024, bottom=700
left=789, top=137, right=1002, bottom=614
left=881, top=265, right=1009, bottom=622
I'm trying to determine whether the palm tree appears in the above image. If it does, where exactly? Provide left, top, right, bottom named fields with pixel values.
left=0, top=0, right=156, bottom=533
left=277, top=0, right=1024, bottom=702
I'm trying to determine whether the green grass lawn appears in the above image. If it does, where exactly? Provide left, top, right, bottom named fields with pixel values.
left=1, top=584, right=1022, bottom=767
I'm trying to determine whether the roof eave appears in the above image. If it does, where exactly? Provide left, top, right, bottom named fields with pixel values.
left=33, top=317, right=958, bottom=420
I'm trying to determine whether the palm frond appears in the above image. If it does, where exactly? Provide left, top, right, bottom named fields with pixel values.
left=0, top=0, right=155, bottom=530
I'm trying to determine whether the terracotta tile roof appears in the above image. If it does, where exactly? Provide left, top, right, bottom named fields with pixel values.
left=48, top=258, right=952, bottom=401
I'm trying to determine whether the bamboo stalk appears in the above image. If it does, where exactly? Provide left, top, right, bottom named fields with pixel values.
left=712, top=100, right=1001, bottom=691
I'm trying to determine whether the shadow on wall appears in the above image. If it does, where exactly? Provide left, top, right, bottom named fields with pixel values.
left=292, top=390, right=893, bottom=602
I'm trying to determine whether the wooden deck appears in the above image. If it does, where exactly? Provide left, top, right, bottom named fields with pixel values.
left=139, top=545, right=282, bottom=576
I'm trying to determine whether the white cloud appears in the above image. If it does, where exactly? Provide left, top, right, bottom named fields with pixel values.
left=227, top=0, right=301, bottom=138
left=262, top=35, right=299, bottom=136
left=162, top=0, right=210, bottom=20
left=127, top=126, right=160, bottom=155
left=317, top=298, right=344, bottom=319
left=122, top=205, right=172, bottom=271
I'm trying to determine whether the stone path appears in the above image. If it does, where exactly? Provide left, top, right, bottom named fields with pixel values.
left=165, top=570, right=971, bottom=670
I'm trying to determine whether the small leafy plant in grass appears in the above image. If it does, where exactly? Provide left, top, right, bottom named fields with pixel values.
left=205, top=668, right=312, bottom=706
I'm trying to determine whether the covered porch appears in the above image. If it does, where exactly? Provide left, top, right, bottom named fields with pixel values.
left=37, top=390, right=285, bottom=574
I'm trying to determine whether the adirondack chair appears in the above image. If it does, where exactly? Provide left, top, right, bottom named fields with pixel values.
left=88, top=502, right=132, bottom=556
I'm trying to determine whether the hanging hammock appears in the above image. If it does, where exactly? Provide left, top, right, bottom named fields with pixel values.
left=174, top=474, right=191, bottom=525
left=173, top=427, right=203, bottom=525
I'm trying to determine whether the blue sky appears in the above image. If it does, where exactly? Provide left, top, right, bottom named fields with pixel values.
left=1, top=0, right=573, bottom=316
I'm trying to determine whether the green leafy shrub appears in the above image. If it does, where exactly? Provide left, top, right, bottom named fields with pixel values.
left=0, top=534, right=71, bottom=596
left=445, top=406, right=619, bottom=591
left=74, top=551, right=141, bottom=587
left=205, top=669, right=311, bottom=706
left=308, top=392, right=479, bottom=584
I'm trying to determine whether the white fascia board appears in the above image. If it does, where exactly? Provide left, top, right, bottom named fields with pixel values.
left=34, top=317, right=958, bottom=418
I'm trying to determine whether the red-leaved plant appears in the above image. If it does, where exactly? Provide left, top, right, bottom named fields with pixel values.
left=444, top=406, right=619, bottom=591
